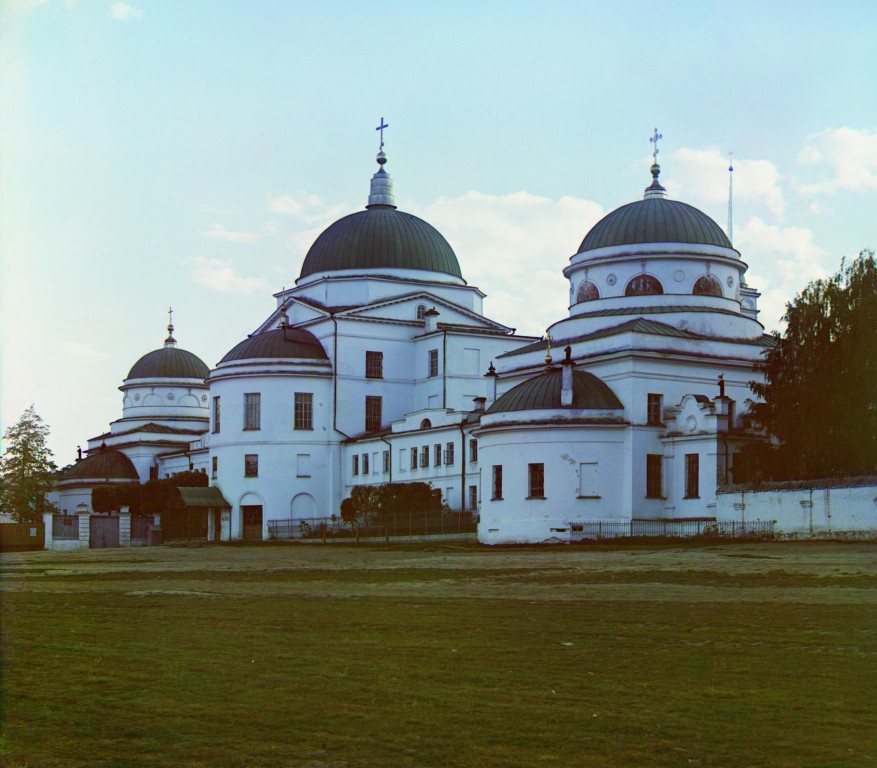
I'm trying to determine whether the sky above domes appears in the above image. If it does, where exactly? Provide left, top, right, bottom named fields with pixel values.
left=2, top=0, right=875, bottom=461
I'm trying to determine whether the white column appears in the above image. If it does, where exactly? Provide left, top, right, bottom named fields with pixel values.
left=119, top=505, right=131, bottom=547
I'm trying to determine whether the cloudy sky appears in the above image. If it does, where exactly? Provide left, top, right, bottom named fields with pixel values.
left=2, top=0, right=875, bottom=462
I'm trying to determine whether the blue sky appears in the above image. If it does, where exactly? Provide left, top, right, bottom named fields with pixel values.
left=2, top=0, right=876, bottom=462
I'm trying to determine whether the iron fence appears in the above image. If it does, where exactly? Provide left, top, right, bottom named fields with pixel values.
left=268, top=509, right=477, bottom=541
left=52, top=514, right=80, bottom=540
left=569, top=519, right=776, bottom=542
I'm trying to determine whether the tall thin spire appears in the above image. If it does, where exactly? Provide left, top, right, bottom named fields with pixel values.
left=164, top=306, right=177, bottom=348
left=727, top=151, right=734, bottom=245
left=367, top=117, right=396, bottom=209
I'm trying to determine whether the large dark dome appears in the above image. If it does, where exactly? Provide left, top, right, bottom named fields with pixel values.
left=220, top=326, right=328, bottom=364
left=64, top=449, right=138, bottom=481
left=127, top=347, right=210, bottom=380
left=487, top=369, right=623, bottom=413
left=299, top=207, right=463, bottom=280
left=578, top=198, right=732, bottom=254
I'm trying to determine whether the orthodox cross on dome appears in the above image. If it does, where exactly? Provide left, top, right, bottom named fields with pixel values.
left=165, top=306, right=177, bottom=347
left=649, top=127, right=663, bottom=164
left=376, top=117, right=389, bottom=150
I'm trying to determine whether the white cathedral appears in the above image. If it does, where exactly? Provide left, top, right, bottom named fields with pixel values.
left=53, top=138, right=773, bottom=545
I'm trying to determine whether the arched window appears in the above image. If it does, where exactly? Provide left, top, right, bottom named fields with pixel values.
left=693, top=275, right=723, bottom=297
left=420, top=418, right=432, bottom=430
left=624, top=274, right=664, bottom=296
left=576, top=280, right=600, bottom=302
left=416, top=304, right=427, bottom=320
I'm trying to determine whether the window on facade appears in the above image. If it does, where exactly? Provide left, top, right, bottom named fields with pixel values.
left=294, top=392, right=313, bottom=430
left=492, top=465, right=503, bottom=500
left=296, top=453, right=310, bottom=478
left=244, top=454, right=259, bottom=477
left=362, top=453, right=369, bottom=475
left=365, top=396, right=382, bottom=432
left=365, top=351, right=383, bottom=379
left=420, top=418, right=432, bottom=430
left=149, top=466, right=158, bottom=481
left=647, top=393, right=663, bottom=425
left=211, top=456, right=218, bottom=479
left=383, top=450, right=390, bottom=474
left=353, top=454, right=359, bottom=476
left=428, top=349, right=439, bottom=378
left=244, top=393, right=261, bottom=430
left=420, top=446, right=429, bottom=468
left=212, top=396, right=221, bottom=433
left=646, top=454, right=662, bottom=498
left=434, top=444, right=442, bottom=467
left=416, top=304, right=427, bottom=320
left=528, top=463, right=545, bottom=498
left=693, top=274, right=723, bottom=297
left=576, top=280, right=600, bottom=302
left=625, top=274, right=664, bottom=296
left=469, top=439, right=478, bottom=463
left=685, top=453, right=700, bottom=498
left=469, top=485, right=478, bottom=511
left=410, top=447, right=418, bottom=470
left=445, top=441, right=455, bottom=466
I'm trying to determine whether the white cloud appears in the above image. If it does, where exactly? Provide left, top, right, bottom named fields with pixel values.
left=266, top=193, right=348, bottom=224
left=668, top=147, right=784, bottom=218
left=413, top=191, right=604, bottom=336
left=109, top=1, right=142, bottom=21
left=797, top=127, right=877, bottom=195
left=192, top=257, right=269, bottom=295
left=201, top=223, right=260, bottom=244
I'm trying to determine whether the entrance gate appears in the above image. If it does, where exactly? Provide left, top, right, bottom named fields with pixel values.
left=89, top=515, right=120, bottom=548
left=242, top=505, right=263, bottom=541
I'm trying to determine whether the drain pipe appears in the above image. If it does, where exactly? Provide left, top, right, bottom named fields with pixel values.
left=458, top=423, right=466, bottom=511
left=380, top=435, right=393, bottom=484
left=331, top=316, right=352, bottom=517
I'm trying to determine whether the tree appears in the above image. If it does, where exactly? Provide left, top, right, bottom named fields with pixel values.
left=748, top=250, right=877, bottom=480
left=0, top=406, right=58, bottom=522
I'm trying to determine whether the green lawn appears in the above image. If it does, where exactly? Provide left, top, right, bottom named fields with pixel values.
left=1, top=541, right=875, bottom=767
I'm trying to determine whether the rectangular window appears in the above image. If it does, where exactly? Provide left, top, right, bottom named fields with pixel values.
left=244, top=393, right=261, bottom=431
left=211, top=455, right=218, bottom=479
left=244, top=454, right=259, bottom=478
left=492, top=465, right=503, bottom=500
left=528, top=463, right=545, bottom=498
left=212, top=396, right=221, bottom=433
left=434, top=443, right=442, bottom=467
left=294, top=393, right=313, bottom=430
left=428, top=349, right=439, bottom=378
left=411, top=447, right=418, bottom=470
left=685, top=453, right=700, bottom=498
left=399, top=448, right=407, bottom=472
left=646, top=454, right=662, bottom=498
left=469, top=439, right=478, bottom=463
left=420, top=446, right=429, bottom=468
left=383, top=450, right=390, bottom=474
left=647, top=393, right=663, bottom=425
left=296, top=453, right=310, bottom=478
left=469, top=484, right=478, bottom=510
left=365, top=350, right=383, bottom=379
left=365, top=396, right=382, bottom=432
left=445, top=441, right=455, bottom=466
left=353, top=454, right=359, bottom=476
left=362, top=453, right=369, bottom=475
left=579, top=461, right=598, bottom=497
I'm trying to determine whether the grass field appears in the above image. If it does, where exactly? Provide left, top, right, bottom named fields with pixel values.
left=1, top=541, right=875, bottom=768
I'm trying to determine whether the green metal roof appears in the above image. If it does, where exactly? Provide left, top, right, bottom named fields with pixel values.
left=487, top=369, right=623, bottom=413
left=220, top=326, right=328, bottom=363
left=63, top=449, right=139, bottom=481
left=127, top=347, right=210, bottom=380
left=177, top=486, right=231, bottom=508
left=578, top=198, right=732, bottom=253
left=299, top=207, right=463, bottom=279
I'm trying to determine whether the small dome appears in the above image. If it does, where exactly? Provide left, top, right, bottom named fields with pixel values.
left=488, top=368, right=623, bottom=413
left=64, top=449, right=138, bottom=481
left=299, top=208, right=463, bottom=280
left=127, top=347, right=210, bottom=380
left=220, top=326, right=329, bottom=363
left=578, top=198, right=732, bottom=254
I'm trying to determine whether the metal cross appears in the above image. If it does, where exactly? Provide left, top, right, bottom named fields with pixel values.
left=649, top=127, right=663, bottom=163
left=376, top=117, right=389, bottom=150
left=168, top=306, right=174, bottom=327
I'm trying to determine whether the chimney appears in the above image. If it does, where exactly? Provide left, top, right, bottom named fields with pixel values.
left=424, top=307, right=439, bottom=333
left=561, top=346, right=574, bottom=407
left=473, top=396, right=487, bottom=412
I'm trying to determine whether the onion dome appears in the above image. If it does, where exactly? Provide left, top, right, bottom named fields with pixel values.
left=577, top=163, right=732, bottom=254
left=64, top=448, right=138, bottom=481
left=298, top=151, right=463, bottom=280
left=220, top=326, right=328, bottom=363
left=127, top=320, right=209, bottom=380
left=487, top=369, right=623, bottom=413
